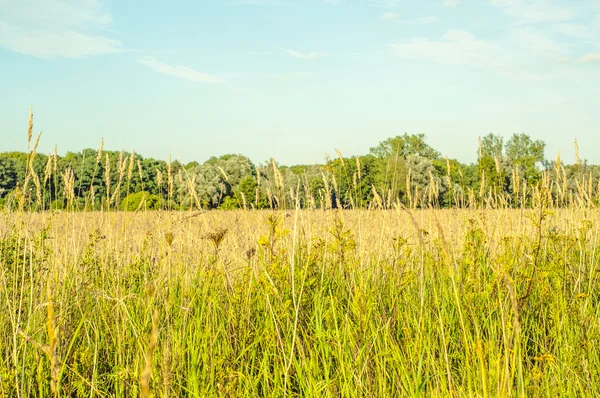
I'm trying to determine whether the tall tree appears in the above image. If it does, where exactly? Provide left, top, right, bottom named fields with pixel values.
left=505, top=133, right=546, bottom=183
left=370, top=133, right=440, bottom=159
left=480, top=133, right=504, bottom=158
left=0, top=157, right=17, bottom=197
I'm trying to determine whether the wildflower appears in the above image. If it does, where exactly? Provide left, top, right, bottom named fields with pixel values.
left=258, top=235, right=269, bottom=246
left=531, top=366, right=543, bottom=382
left=534, top=354, right=555, bottom=364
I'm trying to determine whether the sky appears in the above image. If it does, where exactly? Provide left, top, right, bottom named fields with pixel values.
left=0, top=0, right=599, bottom=166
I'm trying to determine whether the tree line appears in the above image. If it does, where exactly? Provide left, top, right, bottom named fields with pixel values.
left=0, top=131, right=598, bottom=211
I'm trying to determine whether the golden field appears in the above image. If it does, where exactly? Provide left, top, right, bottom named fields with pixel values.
left=2, top=207, right=600, bottom=396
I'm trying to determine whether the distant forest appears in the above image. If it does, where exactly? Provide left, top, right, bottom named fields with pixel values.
left=0, top=131, right=597, bottom=211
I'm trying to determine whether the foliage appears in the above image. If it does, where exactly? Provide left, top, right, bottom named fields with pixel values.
left=0, top=157, right=17, bottom=198
left=120, top=191, right=161, bottom=211
left=5, top=115, right=600, bottom=211
left=370, top=133, right=441, bottom=159
left=505, top=133, right=546, bottom=183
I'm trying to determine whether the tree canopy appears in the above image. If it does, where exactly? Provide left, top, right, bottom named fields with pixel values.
left=8, top=130, right=596, bottom=211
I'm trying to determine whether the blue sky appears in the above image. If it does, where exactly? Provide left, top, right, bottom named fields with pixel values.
left=0, top=0, right=599, bottom=166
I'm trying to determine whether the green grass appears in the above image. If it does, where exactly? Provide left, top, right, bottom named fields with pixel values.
left=1, top=208, right=600, bottom=397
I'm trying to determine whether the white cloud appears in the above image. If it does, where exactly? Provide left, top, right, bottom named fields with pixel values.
left=0, top=0, right=121, bottom=58
left=491, top=0, right=573, bottom=24
left=271, top=72, right=314, bottom=81
left=509, top=28, right=563, bottom=56
left=419, top=16, right=439, bottom=24
left=284, top=49, right=327, bottom=60
left=386, top=15, right=439, bottom=24
left=137, top=57, right=226, bottom=83
left=391, top=30, right=497, bottom=66
left=579, top=53, right=600, bottom=63
left=444, top=0, right=459, bottom=7
left=366, top=0, right=402, bottom=7
left=553, top=23, right=591, bottom=39
left=390, top=29, right=560, bottom=80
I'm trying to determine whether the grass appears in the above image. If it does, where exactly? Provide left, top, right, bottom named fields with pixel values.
left=2, top=110, right=600, bottom=396
left=1, top=207, right=600, bottom=397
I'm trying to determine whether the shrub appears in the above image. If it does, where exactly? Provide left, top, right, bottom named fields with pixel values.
left=120, top=191, right=161, bottom=211
left=218, top=196, right=239, bottom=210
left=50, top=199, right=65, bottom=211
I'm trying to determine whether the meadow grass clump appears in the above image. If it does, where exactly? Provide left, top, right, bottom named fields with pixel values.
left=1, top=207, right=600, bottom=397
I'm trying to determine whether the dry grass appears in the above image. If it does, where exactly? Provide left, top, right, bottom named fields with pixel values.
left=1, top=207, right=600, bottom=396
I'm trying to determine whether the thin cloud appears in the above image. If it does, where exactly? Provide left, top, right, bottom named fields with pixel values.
left=366, top=0, right=402, bottom=7
left=579, top=53, right=600, bottom=63
left=553, top=23, right=591, bottom=39
left=284, top=49, right=327, bottom=60
left=391, top=30, right=497, bottom=66
left=138, top=57, right=226, bottom=83
left=381, top=12, right=398, bottom=20
left=0, top=0, right=122, bottom=58
left=385, top=16, right=440, bottom=24
left=443, top=0, right=459, bottom=7
left=390, top=29, right=560, bottom=80
left=490, top=0, right=573, bottom=24
left=509, top=28, right=563, bottom=56
left=419, top=16, right=439, bottom=24
left=271, top=72, right=314, bottom=81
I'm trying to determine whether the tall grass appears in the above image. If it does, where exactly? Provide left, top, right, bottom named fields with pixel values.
left=1, top=110, right=600, bottom=396
left=2, top=207, right=600, bottom=396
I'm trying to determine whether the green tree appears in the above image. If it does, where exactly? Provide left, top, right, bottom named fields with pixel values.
left=505, top=133, right=546, bottom=183
left=238, top=175, right=268, bottom=209
left=405, top=155, right=437, bottom=207
left=480, top=133, right=504, bottom=158
left=189, top=154, right=254, bottom=209
left=476, top=134, right=511, bottom=197
left=370, top=133, right=440, bottom=159
left=0, top=157, right=17, bottom=197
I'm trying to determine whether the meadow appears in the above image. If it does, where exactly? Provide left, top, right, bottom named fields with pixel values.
left=2, top=111, right=600, bottom=396
left=2, top=206, right=600, bottom=397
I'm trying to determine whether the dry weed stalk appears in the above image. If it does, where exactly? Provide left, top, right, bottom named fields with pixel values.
left=140, top=310, right=159, bottom=398
left=127, top=151, right=136, bottom=183
left=371, top=185, right=383, bottom=209
left=137, top=160, right=144, bottom=190
left=406, top=168, right=412, bottom=208
left=27, top=105, right=34, bottom=149
left=62, top=168, right=75, bottom=206
left=167, top=156, right=174, bottom=205
left=156, top=169, right=163, bottom=188
left=335, top=149, right=345, bottom=166
left=97, top=138, right=104, bottom=164
left=255, top=166, right=261, bottom=209
left=43, top=155, right=53, bottom=185
left=105, top=153, right=111, bottom=208
left=18, top=287, right=60, bottom=396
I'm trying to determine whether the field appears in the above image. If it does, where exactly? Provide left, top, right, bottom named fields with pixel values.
left=2, top=207, right=600, bottom=397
